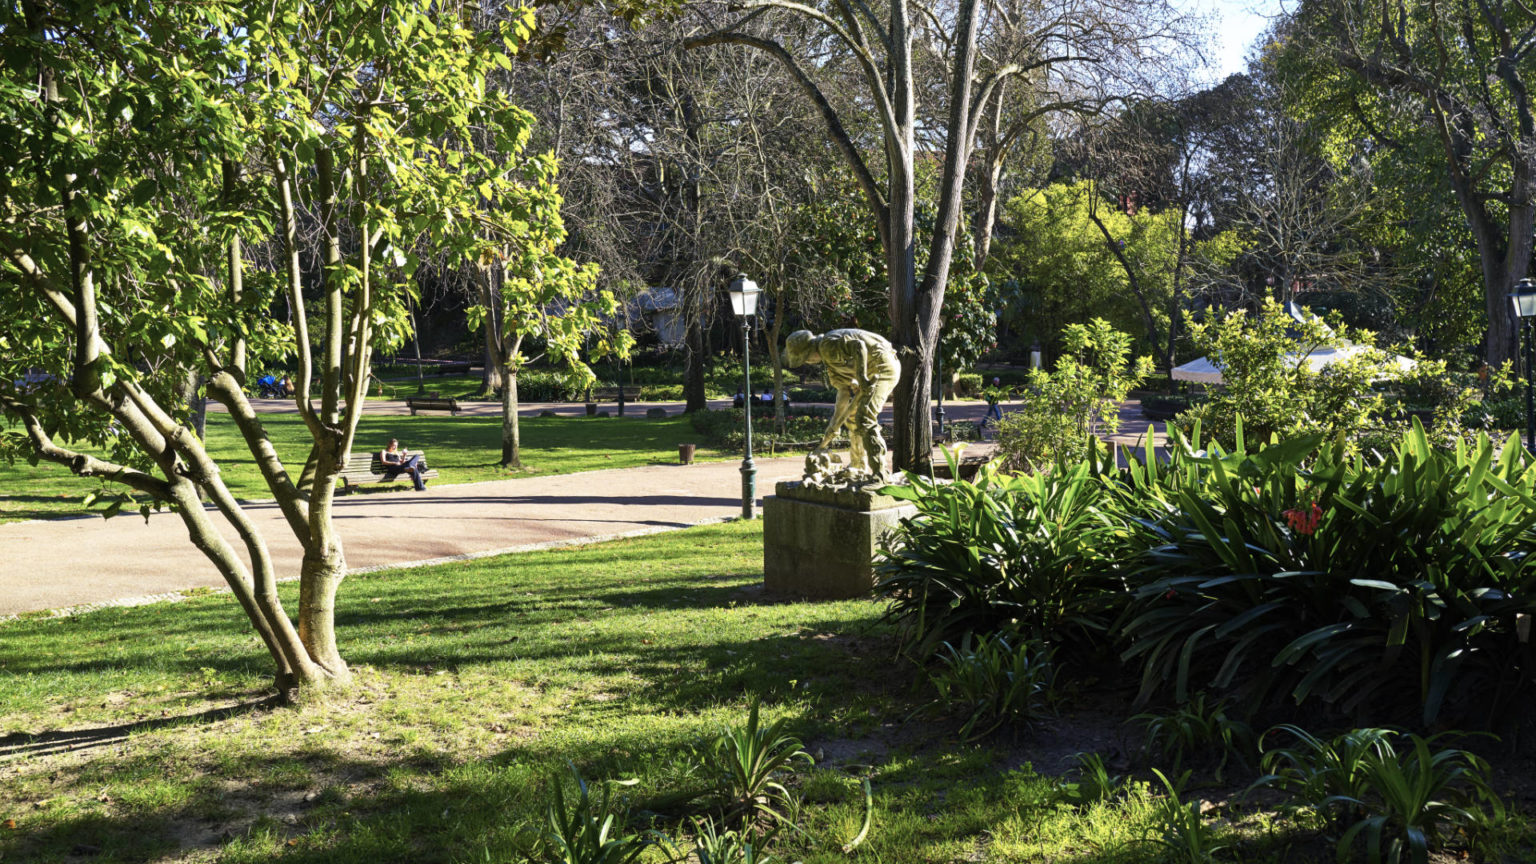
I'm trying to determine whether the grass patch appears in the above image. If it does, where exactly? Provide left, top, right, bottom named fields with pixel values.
left=0, top=413, right=724, bottom=523
left=0, top=525, right=1168, bottom=862
left=5, top=522, right=1513, bottom=863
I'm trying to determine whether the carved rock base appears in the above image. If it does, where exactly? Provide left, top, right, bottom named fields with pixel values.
left=762, top=481, right=915, bottom=600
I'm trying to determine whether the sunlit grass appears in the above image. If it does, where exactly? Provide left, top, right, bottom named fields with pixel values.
left=2, top=522, right=1529, bottom=863
left=0, top=522, right=1146, bottom=863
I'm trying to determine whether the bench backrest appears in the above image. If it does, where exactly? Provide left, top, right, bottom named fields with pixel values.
left=343, top=451, right=427, bottom=469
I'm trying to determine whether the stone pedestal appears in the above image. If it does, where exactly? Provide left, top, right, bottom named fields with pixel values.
left=763, top=481, right=915, bottom=599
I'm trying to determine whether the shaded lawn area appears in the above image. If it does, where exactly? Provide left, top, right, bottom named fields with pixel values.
left=364, top=374, right=515, bottom=401
left=0, top=521, right=1240, bottom=864
left=0, top=413, right=723, bottom=523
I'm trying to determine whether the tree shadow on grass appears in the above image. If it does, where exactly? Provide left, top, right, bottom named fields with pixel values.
left=0, top=494, right=99, bottom=523
left=0, top=716, right=1222, bottom=864
left=0, top=695, right=282, bottom=761
left=3, top=546, right=869, bottom=690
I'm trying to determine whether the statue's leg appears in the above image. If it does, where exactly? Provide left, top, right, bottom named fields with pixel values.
left=848, top=418, right=868, bottom=473
left=862, top=375, right=899, bottom=477
left=851, top=394, right=881, bottom=475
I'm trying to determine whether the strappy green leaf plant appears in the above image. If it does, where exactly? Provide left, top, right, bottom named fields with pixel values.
left=1131, top=768, right=1230, bottom=864
left=705, top=701, right=813, bottom=829
left=876, top=447, right=1123, bottom=662
left=925, top=631, right=1057, bottom=741
left=1055, top=752, right=1128, bottom=808
left=542, top=765, right=656, bottom=864
left=1250, top=726, right=1505, bottom=864
left=1250, top=725, right=1395, bottom=811
left=1132, top=692, right=1254, bottom=783
left=1111, top=421, right=1536, bottom=724
left=690, top=817, right=783, bottom=864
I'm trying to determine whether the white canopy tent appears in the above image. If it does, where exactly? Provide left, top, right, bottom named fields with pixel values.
left=1173, top=302, right=1415, bottom=385
left=1172, top=343, right=1416, bottom=385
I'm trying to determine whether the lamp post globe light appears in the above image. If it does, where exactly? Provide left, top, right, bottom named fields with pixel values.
left=728, top=275, right=762, bottom=520
left=1510, top=278, right=1536, bottom=453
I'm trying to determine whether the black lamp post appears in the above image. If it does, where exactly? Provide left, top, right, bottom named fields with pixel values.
left=1510, top=278, right=1536, bottom=453
left=728, top=275, right=762, bottom=519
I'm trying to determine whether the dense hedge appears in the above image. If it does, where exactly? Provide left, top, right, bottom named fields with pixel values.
left=515, top=370, right=589, bottom=402
left=688, top=406, right=837, bottom=453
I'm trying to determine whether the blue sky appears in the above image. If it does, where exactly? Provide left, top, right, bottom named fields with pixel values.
left=1189, top=0, right=1285, bottom=80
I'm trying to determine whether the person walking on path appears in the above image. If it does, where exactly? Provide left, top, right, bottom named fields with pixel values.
left=979, top=377, right=1005, bottom=429
left=380, top=438, right=429, bottom=491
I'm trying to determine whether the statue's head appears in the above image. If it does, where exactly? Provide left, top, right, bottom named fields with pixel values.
left=785, top=330, right=816, bottom=367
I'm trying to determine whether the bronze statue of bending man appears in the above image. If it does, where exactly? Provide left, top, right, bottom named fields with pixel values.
left=785, top=328, right=901, bottom=482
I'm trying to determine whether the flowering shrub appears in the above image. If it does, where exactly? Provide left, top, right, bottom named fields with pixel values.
left=1112, top=423, right=1536, bottom=725
left=881, top=418, right=1536, bottom=729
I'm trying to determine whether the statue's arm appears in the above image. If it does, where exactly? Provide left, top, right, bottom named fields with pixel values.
left=819, top=387, right=853, bottom=448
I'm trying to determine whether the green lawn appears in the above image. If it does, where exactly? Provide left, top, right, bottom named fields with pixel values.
left=6, top=522, right=1513, bottom=864
left=0, top=413, right=725, bottom=523
left=0, top=521, right=1288, bottom=864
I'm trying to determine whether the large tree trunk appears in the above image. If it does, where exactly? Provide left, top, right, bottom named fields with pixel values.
left=890, top=0, right=983, bottom=472
left=1482, top=252, right=1522, bottom=369
left=1462, top=174, right=1533, bottom=367
left=1168, top=207, right=1189, bottom=373
left=294, top=433, right=351, bottom=685
left=885, top=0, right=924, bottom=473
left=297, top=551, right=350, bottom=683
left=974, top=155, right=1003, bottom=270
left=974, top=90, right=1010, bottom=271
left=481, top=320, right=504, bottom=396
left=767, top=295, right=786, bottom=433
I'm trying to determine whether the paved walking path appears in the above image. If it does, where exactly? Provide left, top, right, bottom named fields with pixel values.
left=0, top=457, right=806, bottom=618
left=3, top=395, right=1165, bottom=618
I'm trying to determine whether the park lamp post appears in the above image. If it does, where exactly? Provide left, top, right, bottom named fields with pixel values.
left=729, top=275, right=761, bottom=520
left=1510, top=278, right=1536, bottom=453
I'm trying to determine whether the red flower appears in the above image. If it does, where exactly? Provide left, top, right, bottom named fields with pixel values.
left=1283, top=502, right=1324, bottom=536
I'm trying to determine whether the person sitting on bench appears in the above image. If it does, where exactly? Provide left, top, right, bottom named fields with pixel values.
left=380, top=438, right=428, bottom=491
